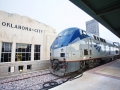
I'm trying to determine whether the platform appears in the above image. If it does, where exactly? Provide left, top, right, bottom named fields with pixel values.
left=50, top=59, right=120, bottom=90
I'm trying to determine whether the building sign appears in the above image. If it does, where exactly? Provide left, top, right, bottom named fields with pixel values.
left=86, top=19, right=99, bottom=36
left=2, top=22, right=43, bottom=33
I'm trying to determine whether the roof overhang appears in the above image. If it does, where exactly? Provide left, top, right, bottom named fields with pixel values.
left=70, top=0, right=120, bottom=38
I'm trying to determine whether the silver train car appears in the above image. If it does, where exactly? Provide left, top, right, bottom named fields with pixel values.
left=50, top=27, right=120, bottom=76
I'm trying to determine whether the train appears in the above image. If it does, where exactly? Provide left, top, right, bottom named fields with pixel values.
left=50, top=27, right=120, bottom=76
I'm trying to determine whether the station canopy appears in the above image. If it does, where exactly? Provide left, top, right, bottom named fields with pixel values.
left=70, top=0, right=120, bottom=38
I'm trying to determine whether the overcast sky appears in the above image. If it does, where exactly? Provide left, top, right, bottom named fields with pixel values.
left=0, top=0, right=119, bottom=42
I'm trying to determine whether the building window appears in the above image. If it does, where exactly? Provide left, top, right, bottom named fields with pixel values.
left=1, top=42, right=12, bottom=62
left=8, top=66, right=15, bottom=73
left=34, top=45, right=40, bottom=60
left=18, top=66, right=24, bottom=72
left=15, top=43, right=31, bottom=61
left=27, top=65, right=32, bottom=70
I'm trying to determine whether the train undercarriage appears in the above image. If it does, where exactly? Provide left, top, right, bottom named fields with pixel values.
left=50, top=55, right=120, bottom=76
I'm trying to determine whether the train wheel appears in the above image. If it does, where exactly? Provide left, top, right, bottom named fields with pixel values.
left=113, top=56, right=116, bottom=60
left=78, top=61, right=85, bottom=73
left=88, top=60, right=95, bottom=68
left=111, top=57, right=114, bottom=61
left=94, top=59, right=98, bottom=67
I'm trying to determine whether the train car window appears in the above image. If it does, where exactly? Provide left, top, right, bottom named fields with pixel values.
left=97, top=37, right=99, bottom=41
left=104, top=39, right=106, bottom=43
left=82, top=30, right=87, bottom=36
left=102, top=39, right=104, bottom=42
left=84, top=49, right=88, bottom=55
left=93, top=35, right=97, bottom=40
left=100, top=38, right=103, bottom=42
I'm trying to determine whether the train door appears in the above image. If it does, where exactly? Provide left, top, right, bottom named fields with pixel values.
left=81, top=38, right=89, bottom=59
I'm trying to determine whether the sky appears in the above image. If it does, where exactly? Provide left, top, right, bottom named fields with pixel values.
left=0, top=0, right=120, bottom=42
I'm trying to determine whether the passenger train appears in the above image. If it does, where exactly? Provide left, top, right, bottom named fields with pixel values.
left=50, top=27, right=120, bottom=76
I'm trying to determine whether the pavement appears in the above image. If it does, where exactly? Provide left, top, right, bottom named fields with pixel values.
left=50, top=59, right=120, bottom=90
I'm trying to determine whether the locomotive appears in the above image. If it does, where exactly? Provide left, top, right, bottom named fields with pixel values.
left=50, top=27, right=120, bottom=76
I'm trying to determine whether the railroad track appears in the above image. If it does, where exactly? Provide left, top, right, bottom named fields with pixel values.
left=0, top=70, right=69, bottom=90
left=0, top=59, right=117, bottom=90
left=0, top=70, right=50, bottom=84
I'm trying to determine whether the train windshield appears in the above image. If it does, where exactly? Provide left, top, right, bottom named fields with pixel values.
left=63, top=30, right=74, bottom=35
left=58, top=32, right=64, bottom=37
left=58, top=30, right=74, bottom=37
left=51, top=28, right=79, bottom=49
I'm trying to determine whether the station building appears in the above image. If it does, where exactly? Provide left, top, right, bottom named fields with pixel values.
left=0, top=11, right=57, bottom=78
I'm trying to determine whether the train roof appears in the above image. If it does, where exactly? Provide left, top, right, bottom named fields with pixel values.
left=58, top=27, right=79, bottom=34
left=58, top=27, right=119, bottom=47
left=86, top=30, right=119, bottom=47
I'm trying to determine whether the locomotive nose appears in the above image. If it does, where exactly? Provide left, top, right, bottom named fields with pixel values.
left=51, top=59, right=59, bottom=69
left=50, top=59, right=67, bottom=70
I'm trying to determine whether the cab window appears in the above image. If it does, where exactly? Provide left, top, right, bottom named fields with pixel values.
left=82, top=30, right=87, bottom=35
left=63, top=30, right=74, bottom=36
left=58, top=32, right=64, bottom=37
